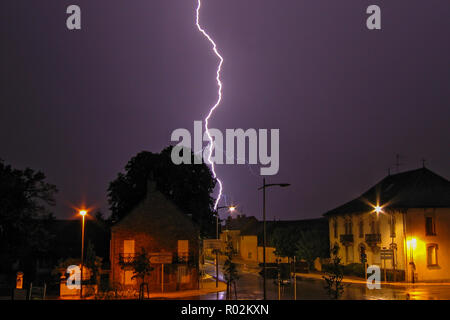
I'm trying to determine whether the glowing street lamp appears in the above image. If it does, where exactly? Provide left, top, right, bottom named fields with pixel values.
left=216, top=205, right=237, bottom=239
left=213, top=205, right=237, bottom=289
left=374, top=205, right=383, bottom=214
left=79, top=209, right=87, bottom=298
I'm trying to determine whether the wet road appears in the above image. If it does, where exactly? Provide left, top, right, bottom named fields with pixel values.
left=192, top=262, right=450, bottom=300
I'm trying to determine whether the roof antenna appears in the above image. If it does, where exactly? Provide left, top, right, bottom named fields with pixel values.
left=422, top=158, right=426, bottom=168
left=395, top=154, right=404, bottom=173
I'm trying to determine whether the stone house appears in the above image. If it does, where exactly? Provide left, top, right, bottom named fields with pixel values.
left=110, top=181, right=199, bottom=292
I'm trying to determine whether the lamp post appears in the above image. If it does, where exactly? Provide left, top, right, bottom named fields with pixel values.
left=79, top=210, right=87, bottom=299
left=214, top=205, right=236, bottom=288
left=258, top=178, right=290, bottom=300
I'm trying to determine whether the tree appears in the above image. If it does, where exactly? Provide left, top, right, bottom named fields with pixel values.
left=323, top=244, right=344, bottom=299
left=85, top=241, right=103, bottom=285
left=107, top=146, right=217, bottom=237
left=0, top=159, right=57, bottom=276
left=271, top=226, right=300, bottom=258
left=223, top=235, right=239, bottom=299
left=296, top=228, right=329, bottom=271
left=118, top=247, right=154, bottom=300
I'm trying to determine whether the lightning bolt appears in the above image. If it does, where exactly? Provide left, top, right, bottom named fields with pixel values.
left=195, top=0, right=223, bottom=210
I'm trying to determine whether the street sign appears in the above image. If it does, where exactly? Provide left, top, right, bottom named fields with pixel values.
left=380, top=249, right=394, bottom=260
left=149, top=253, right=172, bottom=264
left=203, top=239, right=222, bottom=250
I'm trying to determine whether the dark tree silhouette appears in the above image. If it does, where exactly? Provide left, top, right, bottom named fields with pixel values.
left=0, top=159, right=57, bottom=276
left=107, top=146, right=217, bottom=237
left=296, top=228, right=329, bottom=271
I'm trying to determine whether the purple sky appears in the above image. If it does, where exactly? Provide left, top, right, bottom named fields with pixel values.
left=1, top=1, right=449, bottom=221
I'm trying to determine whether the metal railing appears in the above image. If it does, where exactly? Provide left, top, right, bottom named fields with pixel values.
left=339, top=234, right=354, bottom=244
left=365, top=233, right=381, bottom=243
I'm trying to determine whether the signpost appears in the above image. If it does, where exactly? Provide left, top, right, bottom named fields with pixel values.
left=380, top=248, right=394, bottom=282
left=203, top=239, right=222, bottom=250
left=150, top=253, right=172, bottom=292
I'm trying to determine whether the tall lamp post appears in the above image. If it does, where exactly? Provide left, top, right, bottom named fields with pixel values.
left=79, top=210, right=87, bottom=299
left=214, top=205, right=236, bottom=288
left=258, top=178, right=290, bottom=300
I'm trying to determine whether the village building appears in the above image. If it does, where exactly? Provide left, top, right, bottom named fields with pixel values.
left=324, top=167, right=450, bottom=283
left=216, top=216, right=328, bottom=265
left=110, top=181, right=200, bottom=292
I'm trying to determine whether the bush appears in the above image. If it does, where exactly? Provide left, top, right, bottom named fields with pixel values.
left=343, top=263, right=365, bottom=278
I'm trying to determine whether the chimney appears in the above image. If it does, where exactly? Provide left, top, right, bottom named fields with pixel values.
left=146, top=172, right=156, bottom=197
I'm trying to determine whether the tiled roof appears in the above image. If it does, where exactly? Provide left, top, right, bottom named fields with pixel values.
left=324, top=167, right=450, bottom=216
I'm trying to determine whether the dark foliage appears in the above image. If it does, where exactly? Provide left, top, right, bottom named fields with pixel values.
left=0, top=159, right=57, bottom=276
left=322, top=244, right=344, bottom=299
left=107, top=146, right=216, bottom=237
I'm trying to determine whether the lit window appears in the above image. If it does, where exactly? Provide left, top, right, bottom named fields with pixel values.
left=427, top=244, right=438, bottom=266
left=124, top=270, right=135, bottom=285
left=178, top=240, right=189, bottom=261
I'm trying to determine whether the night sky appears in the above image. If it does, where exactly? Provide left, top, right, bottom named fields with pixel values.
left=1, top=1, right=449, bottom=221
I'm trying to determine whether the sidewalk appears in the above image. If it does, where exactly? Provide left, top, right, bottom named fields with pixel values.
left=295, top=271, right=450, bottom=287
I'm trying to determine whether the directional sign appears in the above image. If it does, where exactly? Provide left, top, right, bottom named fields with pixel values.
left=149, top=253, right=172, bottom=264
left=380, top=249, right=394, bottom=260
left=203, top=239, right=222, bottom=250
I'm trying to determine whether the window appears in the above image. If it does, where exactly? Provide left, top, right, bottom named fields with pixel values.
left=427, top=244, right=438, bottom=266
left=369, top=216, right=380, bottom=234
left=178, top=240, right=189, bottom=261
left=123, top=240, right=135, bottom=257
left=359, top=219, right=364, bottom=238
left=248, top=252, right=252, bottom=259
left=370, top=217, right=375, bottom=234
left=344, top=217, right=353, bottom=235
left=390, top=214, right=396, bottom=238
left=425, top=217, right=436, bottom=236
left=124, top=270, right=135, bottom=285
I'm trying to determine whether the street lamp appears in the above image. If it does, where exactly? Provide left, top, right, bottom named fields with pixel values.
left=79, top=209, right=87, bottom=299
left=258, top=178, right=290, bottom=300
left=213, top=205, right=236, bottom=289
left=216, top=205, right=236, bottom=239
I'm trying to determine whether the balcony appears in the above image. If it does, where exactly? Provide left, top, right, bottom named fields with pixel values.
left=118, top=253, right=136, bottom=264
left=365, top=233, right=381, bottom=245
left=340, top=234, right=354, bottom=245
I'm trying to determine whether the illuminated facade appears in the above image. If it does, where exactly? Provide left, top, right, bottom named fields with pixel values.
left=324, top=167, right=450, bottom=282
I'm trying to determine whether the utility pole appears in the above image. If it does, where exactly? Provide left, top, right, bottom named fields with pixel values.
left=258, top=179, right=290, bottom=300
left=263, top=178, right=267, bottom=300
left=293, top=256, right=297, bottom=300
left=277, top=258, right=281, bottom=300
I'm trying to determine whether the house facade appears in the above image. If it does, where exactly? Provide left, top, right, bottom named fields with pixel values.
left=110, top=181, right=199, bottom=292
left=324, top=167, right=450, bottom=283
